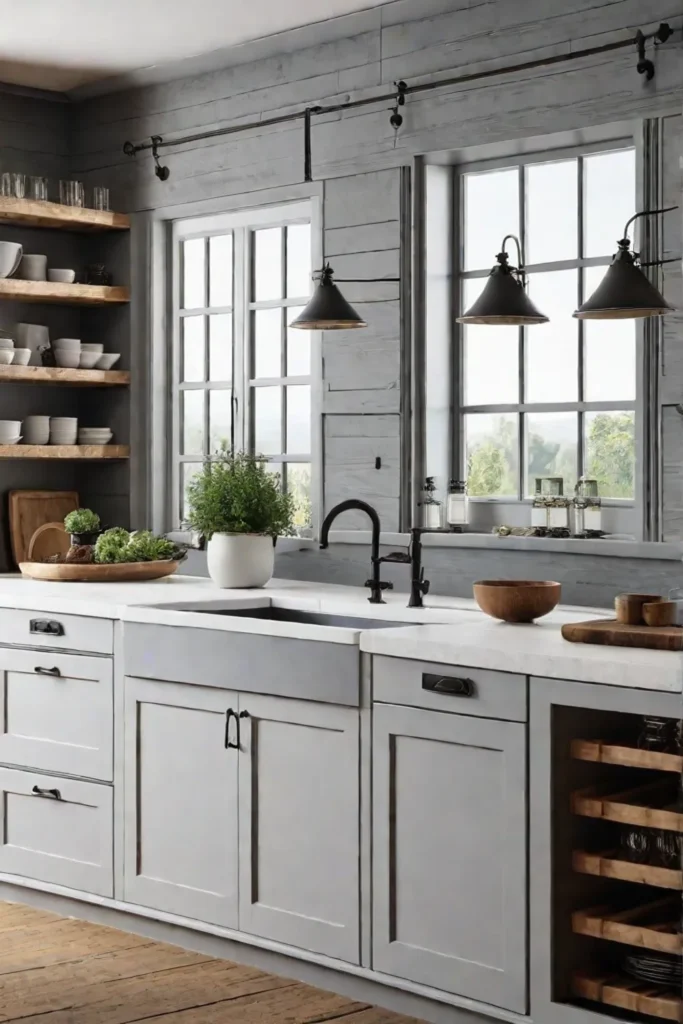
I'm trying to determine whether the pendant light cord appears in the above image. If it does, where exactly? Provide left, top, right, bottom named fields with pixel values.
left=621, top=206, right=678, bottom=245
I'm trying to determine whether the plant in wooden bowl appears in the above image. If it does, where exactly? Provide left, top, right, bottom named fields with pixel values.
left=63, top=507, right=101, bottom=546
left=94, top=528, right=183, bottom=564
left=184, top=446, right=294, bottom=588
left=473, top=580, right=561, bottom=623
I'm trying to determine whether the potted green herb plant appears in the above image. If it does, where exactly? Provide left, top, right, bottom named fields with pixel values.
left=184, top=447, right=293, bottom=588
left=63, top=508, right=101, bottom=546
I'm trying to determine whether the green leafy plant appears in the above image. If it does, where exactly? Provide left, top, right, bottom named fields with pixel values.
left=64, top=508, right=100, bottom=534
left=94, top=528, right=181, bottom=564
left=185, top=447, right=294, bottom=540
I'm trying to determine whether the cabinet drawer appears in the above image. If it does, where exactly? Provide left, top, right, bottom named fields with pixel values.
left=0, top=768, right=113, bottom=896
left=373, top=656, right=527, bottom=721
left=0, top=649, right=112, bottom=780
left=0, top=609, right=113, bottom=655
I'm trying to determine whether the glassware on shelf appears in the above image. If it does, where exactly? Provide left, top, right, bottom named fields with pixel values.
left=28, top=176, right=49, bottom=201
left=654, top=829, right=681, bottom=868
left=536, top=476, right=564, bottom=497
left=620, top=825, right=652, bottom=863
left=420, top=476, right=442, bottom=530
left=91, top=186, right=110, bottom=211
left=573, top=476, right=602, bottom=535
left=59, top=179, right=85, bottom=207
left=446, top=479, right=468, bottom=529
left=637, top=716, right=673, bottom=752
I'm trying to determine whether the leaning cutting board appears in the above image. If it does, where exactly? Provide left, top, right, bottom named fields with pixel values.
left=9, top=489, right=79, bottom=566
left=562, top=619, right=683, bottom=652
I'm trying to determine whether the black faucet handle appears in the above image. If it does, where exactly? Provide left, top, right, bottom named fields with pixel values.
left=364, top=579, right=394, bottom=591
left=378, top=551, right=411, bottom=564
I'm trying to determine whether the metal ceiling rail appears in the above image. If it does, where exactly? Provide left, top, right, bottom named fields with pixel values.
left=122, top=22, right=675, bottom=182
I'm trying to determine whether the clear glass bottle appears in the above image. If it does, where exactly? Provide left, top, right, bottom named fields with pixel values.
left=548, top=497, right=570, bottom=530
left=420, top=476, right=442, bottom=530
left=446, top=479, right=468, bottom=529
left=573, top=477, right=602, bottom=535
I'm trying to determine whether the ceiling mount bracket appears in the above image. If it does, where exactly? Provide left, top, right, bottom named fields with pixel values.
left=303, top=106, right=322, bottom=183
left=389, top=81, right=407, bottom=147
left=636, top=23, right=672, bottom=80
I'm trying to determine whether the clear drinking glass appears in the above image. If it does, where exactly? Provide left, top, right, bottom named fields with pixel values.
left=11, top=173, right=25, bottom=199
left=0, top=173, right=11, bottom=197
left=91, top=186, right=110, bottom=211
left=28, top=176, right=49, bottom=201
left=59, top=180, right=85, bottom=207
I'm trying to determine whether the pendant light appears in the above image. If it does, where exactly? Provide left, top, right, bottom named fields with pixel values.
left=289, top=264, right=367, bottom=330
left=456, top=235, right=549, bottom=326
left=574, top=207, right=677, bottom=320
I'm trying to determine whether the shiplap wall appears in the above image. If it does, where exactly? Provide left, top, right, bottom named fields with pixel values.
left=65, top=0, right=683, bottom=544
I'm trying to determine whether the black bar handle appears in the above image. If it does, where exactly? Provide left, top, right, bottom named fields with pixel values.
left=32, top=785, right=62, bottom=800
left=34, top=666, right=62, bottom=677
left=422, top=673, right=475, bottom=697
left=225, top=708, right=237, bottom=749
left=30, top=619, right=64, bottom=637
left=236, top=710, right=249, bottom=750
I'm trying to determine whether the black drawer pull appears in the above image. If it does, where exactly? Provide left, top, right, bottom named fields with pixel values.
left=30, top=619, right=64, bottom=637
left=422, top=673, right=475, bottom=697
left=225, top=708, right=237, bottom=749
left=34, top=666, right=62, bottom=677
left=32, top=785, right=62, bottom=800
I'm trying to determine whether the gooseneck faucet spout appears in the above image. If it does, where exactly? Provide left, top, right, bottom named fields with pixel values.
left=320, top=499, right=393, bottom=604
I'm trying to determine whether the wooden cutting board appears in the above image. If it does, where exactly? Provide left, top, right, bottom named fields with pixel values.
left=562, top=619, right=683, bottom=651
left=9, top=489, right=79, bottom=566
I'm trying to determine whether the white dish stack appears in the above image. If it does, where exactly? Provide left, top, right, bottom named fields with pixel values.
left=22, top=416, right=50, bottom=445
left=78, top=427, right=113, bottom=445
left=0, top=337, right=32, bottom=366
left=49, top=417, right=78, bottom=445
left=0, top=420, right=22, bottom=445
left=51, top=338, right=121, bottom=370
left=52, top=338, right=81, bottom=369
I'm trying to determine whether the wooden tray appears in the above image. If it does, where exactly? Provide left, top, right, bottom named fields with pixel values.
left=572, top=898, right=682, bottom=954
left=19, top=560, right=180, bottom=582
left=571, top=738, right=683, bottom=774
left=9, top=489, right=79, bottom=565
left=572, top=971, right=682, bottom=1022
left=562, top=618, right=683, bottom=651
left=572, top=780, right=683, bottom=832
left=573, top=849, right=683, bottom=890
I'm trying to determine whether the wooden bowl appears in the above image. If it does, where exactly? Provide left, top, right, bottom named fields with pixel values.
left=473, top=580, right=561, bottom=623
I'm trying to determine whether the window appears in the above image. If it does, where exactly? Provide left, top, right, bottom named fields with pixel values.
left=451, top=144, right=638, bottom=508
left=171, top=201, right=317, bottom=533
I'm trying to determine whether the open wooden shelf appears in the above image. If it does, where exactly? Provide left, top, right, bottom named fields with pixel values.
left=573, top=849, right=683, bottom=890
left=571, top=780, right=683, bottom=833
left=0, top=279, right=129, bottom=306
left=572, top=899, right=682, bottom=955
left=571, top=738, right=683, bottom=774
left=0, top=445, right=129, bottom=460
left=0, top=198, right=129, bottom=232
left=0, top=365, right=129, bottom=387
left=572, top=971, right=682, bottom=1022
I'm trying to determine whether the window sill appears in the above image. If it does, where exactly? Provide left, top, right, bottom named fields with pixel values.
left=166, top=531, right=317, bottom=555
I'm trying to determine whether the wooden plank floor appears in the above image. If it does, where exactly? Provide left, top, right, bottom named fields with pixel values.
left=0, top=901, right=422, bottom=1024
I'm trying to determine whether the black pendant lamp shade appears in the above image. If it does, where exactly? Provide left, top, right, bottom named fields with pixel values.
left=289, top=264, right=367, bottom=330
left=574, top=210, right=676, bottom=320
left=456, top=237, right=549, bottom=326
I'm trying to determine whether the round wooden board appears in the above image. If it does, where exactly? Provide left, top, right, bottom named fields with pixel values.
left=18, top=560, right=180, bottom=582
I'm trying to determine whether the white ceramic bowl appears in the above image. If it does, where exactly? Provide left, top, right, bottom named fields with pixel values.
left=0, top=242, right=22, bottom=279
left=0, top=351, right=14, bottom=366
left=79, top=435, right=112, bottom=445
left=0, top=419, right=22, bottom=437
left=95, top=353, right=121, bottom=370
left=0, top=436, right=22, bottom=445
left=47, top=269, right=76, bottom=284
left=23, top=416, right=50, bottom=444
left=50, top=433, right=77, bottom=446
left=54, top=351, right=81, bottom=368
left=50, top=417, right=78, bottom=428
left=12, top=348, right=30, bottom=366
left=52, top=337, right=81, bottom=348
left=79, top=431, right=112, bottom=440
left=81, top=343, right=104, bottom=354
left=0, top=338, right=14, bottom=351
left=79, top=351, right=101, bottom=369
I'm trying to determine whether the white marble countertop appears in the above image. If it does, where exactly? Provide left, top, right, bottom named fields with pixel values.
left=0, top=573, right=678, bottom=691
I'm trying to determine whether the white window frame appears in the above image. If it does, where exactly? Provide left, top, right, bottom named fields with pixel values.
left=167, top=198, right=322, bottom=535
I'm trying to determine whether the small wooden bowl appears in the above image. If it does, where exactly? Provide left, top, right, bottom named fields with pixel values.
left=473, top=580, right=561, bottom=623
left=615, top=593, right=662, bottom=626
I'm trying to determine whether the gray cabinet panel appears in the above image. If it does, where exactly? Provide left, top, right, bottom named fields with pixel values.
left=238, top=694, right=360, bottom=963
left=123, top=623, right=360, bottom=705
left=123, top=676, right=239, bottom=928
left=0, top=609, right=113, bottom=655
left=373, top=703, right=527, bottom=1012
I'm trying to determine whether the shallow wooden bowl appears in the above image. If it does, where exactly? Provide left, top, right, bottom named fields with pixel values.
left=473, top=579, right=561, bottom=623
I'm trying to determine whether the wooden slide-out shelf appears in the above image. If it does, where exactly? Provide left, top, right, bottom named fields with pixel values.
left=573, top=849, right=683, bottom=890
left=572, top=898, right=682, bottom=955
left=0, top=445, right=129, bottom=460
left=571, top=738, right=683, bottom=774
left=571, top=779, right=683, bottom=833
left=572, top=972, right=682, bottom=1023
left=0, top=279, right=129, bottom=306
left=0, top=366, right=129, bottom=387
left=0, top=197, right=129, bottom=232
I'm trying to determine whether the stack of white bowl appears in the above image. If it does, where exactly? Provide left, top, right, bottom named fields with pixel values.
left=23, top=416, right=50, bottom=445
left=79, top=343, right=103, bottom=369
left=52, top=338, right=81, bottom=369
left=0, top=337, right=33, bottom=366
left=0, top=420, right=22, bottom=445
left=78, top=426, right=113, bottom=446
left=49, top=417, right=78, bottom=445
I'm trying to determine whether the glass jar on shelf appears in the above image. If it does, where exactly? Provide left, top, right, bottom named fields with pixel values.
left=573, top=477, right=602, bottom=536
left=446, top=480, right=468, bottom=530
left=419, top=476, right=442, bottom=530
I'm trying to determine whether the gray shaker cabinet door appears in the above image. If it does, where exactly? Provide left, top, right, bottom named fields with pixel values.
left=238, top=694, right=360, bottom=964
left=123, top=677, right=239, bottom=929
left=373, top=703, right=527, bottom=1012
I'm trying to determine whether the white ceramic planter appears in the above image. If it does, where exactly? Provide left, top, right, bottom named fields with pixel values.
left=206, top=533, right=275, bottom=589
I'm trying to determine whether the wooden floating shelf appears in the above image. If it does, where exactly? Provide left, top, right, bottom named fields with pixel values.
left=571, top=780, right=683, bottom=833
left=0, top=197, right=129, bottom=232
left=572, top=971, right=682, bottom=1022
left=572, top=899, right=682, bottom=955
left=571, top=738, right=683, bottom=774
left=0, top=365, right=129, bottom=387
left=0, top=279, right=129, bottom=306
left=0, top=445, right=129, bottom=460
left=573, top=849, right=683, bottom=891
